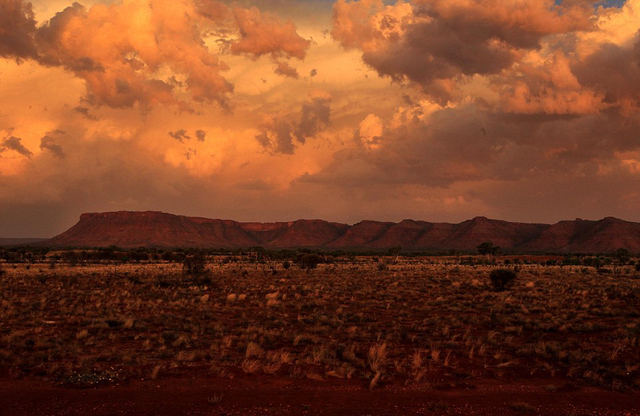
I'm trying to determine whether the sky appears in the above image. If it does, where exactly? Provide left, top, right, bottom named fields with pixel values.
left=0, top=0, right=639, bottom=237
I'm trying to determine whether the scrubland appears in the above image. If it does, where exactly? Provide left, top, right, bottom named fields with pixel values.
left=1, top=255, right=638, bottom=396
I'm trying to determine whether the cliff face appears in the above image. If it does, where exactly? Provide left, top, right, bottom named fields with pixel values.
left=43, top=211, right=640, bottom=252
left=46, top=212, right=256, bottom=248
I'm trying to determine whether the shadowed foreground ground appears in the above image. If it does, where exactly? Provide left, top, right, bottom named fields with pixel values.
left=1, top=376, right=639, bottom=416
left=1, top=259, right=639, bottom=415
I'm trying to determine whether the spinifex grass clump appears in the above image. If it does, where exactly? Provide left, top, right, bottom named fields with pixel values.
left=489, top=268, right=518, bottom=291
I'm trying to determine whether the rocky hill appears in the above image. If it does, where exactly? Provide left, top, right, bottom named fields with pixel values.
left=42, top=211, right=640, bottom=253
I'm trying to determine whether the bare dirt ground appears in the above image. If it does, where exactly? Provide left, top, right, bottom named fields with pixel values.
left=1, top=376, right=639, bottom=415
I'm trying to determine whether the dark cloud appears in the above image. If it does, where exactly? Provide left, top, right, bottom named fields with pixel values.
left=572, top=35, right=640, bottom=108
left=332, top=0, right=593, bottom=103
left=303, top=102, right=640, bottom=188
left=256, top=95, right=331, bottom=153
left=39, top=135, right=65, bottom=159
left=73, top=106, right=98, bottom=120
left=169, top=129, right=208, bottom=143
left=257, top=122, right=295, bottom=154
left=0, top=0, right=38, bottom=60
left=294, top=96, right=331, bottom=143
left=1, top=136, right=32, bottom=157
left=169, top=130, right=191, bottom=143
left=255, top=132, right=272, bottom=149
left=274, top=60, right=300, bottom=79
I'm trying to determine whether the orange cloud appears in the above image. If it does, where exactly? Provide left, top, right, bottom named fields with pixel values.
left=498, top=52, right=605, bottom=115
left=0, top=0, right=310, bottom=109
left=273, top=60, right=300, bottom=79
left=0, top=0, right=38, bottom=60
left=230, top=7, right=310, bottom=60
left=332, top=0, right=593, bottom=103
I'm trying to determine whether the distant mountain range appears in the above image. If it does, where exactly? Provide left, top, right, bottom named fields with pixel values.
left=38, top=211, right=640, bottom=253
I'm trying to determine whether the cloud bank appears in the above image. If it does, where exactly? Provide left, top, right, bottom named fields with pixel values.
left=1, top=0, right=640, bottom=237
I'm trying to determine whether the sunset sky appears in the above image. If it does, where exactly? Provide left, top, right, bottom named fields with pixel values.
left=1, top=0, right=640, bottom=237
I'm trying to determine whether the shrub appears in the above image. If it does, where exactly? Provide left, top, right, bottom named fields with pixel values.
left=183, top=253, right=207, bottom=276
left=183, top=253, right=213, bottom=285
left=489, top=268, right=517, bottom=291
left=635, top=262, right=640, bottom=272
left=282, top=260, right=291, bottom=270
left=299, top=254, right=322, bottom=270
left=614, top=248, right=631, bottom=265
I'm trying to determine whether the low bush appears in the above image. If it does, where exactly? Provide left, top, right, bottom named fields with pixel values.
left=183, top=253, right=207, bottom=276
left=489, top=268, right=518, bottom=291
left=299, top=254, right=322, bottom=270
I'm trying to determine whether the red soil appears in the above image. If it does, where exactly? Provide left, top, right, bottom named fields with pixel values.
left=1, top=376, right=639, bottom=416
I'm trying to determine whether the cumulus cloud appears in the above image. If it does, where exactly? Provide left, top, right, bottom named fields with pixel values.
left=3, top=0, right=640, bottom=239
left=256, top=93, right=332, bottom=154
left=0, top=0, right=37, bottom=60
left=29, top=1, right=233, bottom=109
left=331, top=0, right=593, bottom=103
left=323, top=0, right=640, bottom=192
left=230, top=7, right=310, bottom=60
left=497, top=52, right=606, bottom=116
left=1, top=135, right=33, bottom=157
left=0, top=0, right=310, bottom=110
left=304, top=100, right=640, bottom=188
left=572, top=35, right=640, bottom=111
left=358, top=114, right=384, bottom=149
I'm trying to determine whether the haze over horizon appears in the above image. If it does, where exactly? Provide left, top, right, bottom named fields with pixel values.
left=2, top=0, right=640, bottom=238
